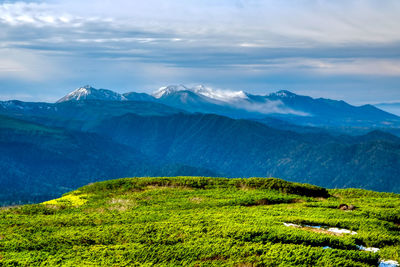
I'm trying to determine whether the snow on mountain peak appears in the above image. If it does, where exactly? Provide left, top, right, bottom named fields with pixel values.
left=192, top=85, right=248, bottom=102
left=152, top=85, right=188, bottom=98
left=59, top=86, right=93, bottom=101
left=269, top=90, right=296, bottom=98
left=152, top=84, right=248, bottom=102
left=57, top=86, right=126, bottom=103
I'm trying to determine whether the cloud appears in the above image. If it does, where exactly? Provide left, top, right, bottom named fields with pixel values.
left=0, top=48, right=62, bottom=81
left=229, top=58, right=400, bottom=77
left=0, top=2, right=109, bottom=27
left=2, top=0, right=400, bottom=48
left=0, top=0, right=400, bottom=103
left=236, top=100, right=310, bottom=116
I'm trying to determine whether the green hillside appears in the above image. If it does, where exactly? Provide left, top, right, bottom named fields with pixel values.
left=0, top=177, right=399, bottom=266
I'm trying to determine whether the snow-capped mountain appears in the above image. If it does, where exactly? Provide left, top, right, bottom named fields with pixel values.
left=53, top=84, right=400, bottom=128
left=152, top=84, right=248, bottom=102
left=268, top=90, right=297, bottom=99
left=57, top=85, right=126, bottom=103
left=151, top=85, right=307, bottom=117
left=152, top=85, right=189, bottom=99
left=150, top=85, right=400, bottom=126
left=150, top=85, right=231, bottom=116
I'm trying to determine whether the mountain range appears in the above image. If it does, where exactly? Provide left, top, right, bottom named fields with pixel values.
left=1, top=85, right=400, bottom=205
left=53, top=85, right=400, bottom=129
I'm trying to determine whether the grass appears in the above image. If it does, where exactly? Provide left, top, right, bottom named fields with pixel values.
left=42, top=191, right=90, bottom=207
left=0, top=176, right=399, bottom=266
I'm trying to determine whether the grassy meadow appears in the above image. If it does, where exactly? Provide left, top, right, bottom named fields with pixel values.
left=0, top=177, right=399, bottom=266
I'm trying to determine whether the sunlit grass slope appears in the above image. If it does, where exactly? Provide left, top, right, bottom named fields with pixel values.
left=0, top=177, right=399, bottom=266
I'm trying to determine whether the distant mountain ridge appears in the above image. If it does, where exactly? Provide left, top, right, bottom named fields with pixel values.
left=2, top=85, right=400, bottom=204
left=53, top=85, right=400, bottom=128
left=0, top=99, right=185, bottom=131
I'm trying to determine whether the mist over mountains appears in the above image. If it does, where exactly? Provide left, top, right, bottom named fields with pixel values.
left=376, top=102, right=400, bottom=117
left=1, top=85, right=400, bottom=205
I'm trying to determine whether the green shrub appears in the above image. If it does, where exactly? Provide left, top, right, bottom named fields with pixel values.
left=0, top=176, right=398, bottom=266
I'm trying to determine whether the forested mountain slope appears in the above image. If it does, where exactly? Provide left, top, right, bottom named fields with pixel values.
left=90, top=113, right=400, bottom=192
left=0, top=115, right=215, bottom=205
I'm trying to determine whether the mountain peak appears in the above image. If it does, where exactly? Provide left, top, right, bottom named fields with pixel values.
left=57, top=86, right=126, bottom=103
left=152, top=85, right=189, bottom=98
left=192, top=85, right=248, bottom=101
left=269, top=90, right=297, bottom=98
left=152, top=84, right=248, bottom=102
left=82, top=85, right=94, bottom=89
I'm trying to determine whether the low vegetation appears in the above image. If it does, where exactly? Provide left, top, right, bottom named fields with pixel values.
left=0, top=177, right=399, bottom=266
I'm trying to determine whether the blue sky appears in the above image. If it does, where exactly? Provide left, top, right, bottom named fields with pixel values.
left=0, top=0, right=400, bottom=104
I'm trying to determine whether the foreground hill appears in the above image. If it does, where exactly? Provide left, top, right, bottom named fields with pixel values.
left=0, top=177, right=399, bottom=266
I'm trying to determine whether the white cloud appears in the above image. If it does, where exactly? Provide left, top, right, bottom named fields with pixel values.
left=312, top=59, right=400, bottom=77
left=236, top=100, right=310, bottom=116
left=0, top=48, right=64, bottom=81
left=1, top=0, right=400, bottom=46
left=231, top=58, right=400, bottom=77
left=0, top=0, right=400, bottom=103
left=0, top=2, right=108, bottom=27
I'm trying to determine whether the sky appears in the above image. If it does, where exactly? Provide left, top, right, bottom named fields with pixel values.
left=0, top=0, right=400, bottom=104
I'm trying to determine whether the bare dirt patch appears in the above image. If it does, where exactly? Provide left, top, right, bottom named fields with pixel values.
left=189, top=197, right=203, bottom=203
left=302, top=227, right=345, bottom=236
left=108, top=198, right=136, bottom=211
